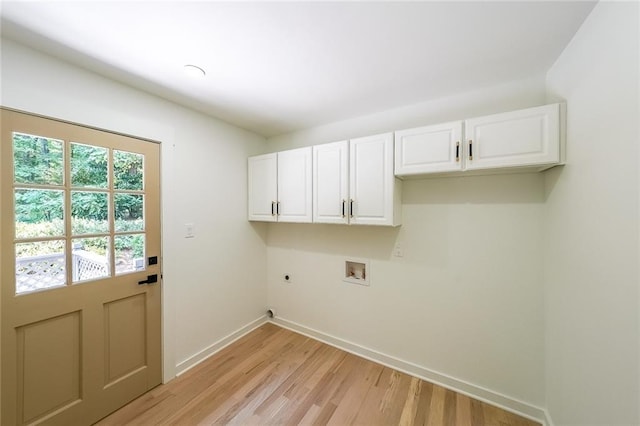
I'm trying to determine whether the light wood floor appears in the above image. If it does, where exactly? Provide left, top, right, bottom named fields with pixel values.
left=97, top=323, right=540, bottom=426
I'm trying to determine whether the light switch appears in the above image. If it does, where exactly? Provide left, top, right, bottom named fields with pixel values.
left=185, top=223, right=195, bottom=238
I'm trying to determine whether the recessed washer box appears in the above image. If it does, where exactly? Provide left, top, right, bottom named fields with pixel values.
left=343, top=259, right=370, bottom=286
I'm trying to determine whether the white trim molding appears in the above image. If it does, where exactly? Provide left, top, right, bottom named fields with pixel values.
left=171, top=315, right=551, bottom=425
left=175, top=316, right=268, bottom=376
left=543, top=409, right=555, bottom=426
left=271, top=316, right=548, bottom=425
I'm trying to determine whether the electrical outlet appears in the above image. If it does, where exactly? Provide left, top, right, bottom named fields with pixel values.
left=393, top=243, right=404, bottom=257
left=283, top=273, right=293, bottom=283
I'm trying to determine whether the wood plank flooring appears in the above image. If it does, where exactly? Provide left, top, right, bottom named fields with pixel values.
left=96, top=323, right=540, bottom=426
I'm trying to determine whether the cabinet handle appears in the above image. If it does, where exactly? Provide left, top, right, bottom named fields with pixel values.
left=342, top=199, right=346, bottom=218
left=271, top=201, right=275, bottom=216
left=349, top=199, right=354, bottom=218
left=456, top=141, right=460, bottom=162
left=468, top=139, right=473, bottom=161
left=277, top=201, right=280, bottom=216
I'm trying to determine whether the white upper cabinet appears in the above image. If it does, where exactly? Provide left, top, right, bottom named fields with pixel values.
left=313, top=136, right=401, bottom=226
left=395, top=121, right=463, bottom=175
left=349, top=133, right=402, bottom=226
left=394, top=103, right=564, bottom=177
left=250, top=104, right=564, bottom=224
left=277, top=147, right=313, bottom=222
left=313, top=141, right=349, bottom=224
left=250, top=140, right=399, bottom=226
left=247, top=153, right=277, bottom=222
left=247, top=147, right=312, bottom=223
left=464, top=103, right=561, bottom=171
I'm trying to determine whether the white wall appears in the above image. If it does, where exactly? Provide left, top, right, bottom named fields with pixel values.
left=266, top=77, right=549, bottom=410
left=0, top=38, right=269, bottom=380
left=544, top=2, right=640, bottom=425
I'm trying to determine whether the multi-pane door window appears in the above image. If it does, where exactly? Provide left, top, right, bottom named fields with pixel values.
left=13, top=132, right=147, bottom=294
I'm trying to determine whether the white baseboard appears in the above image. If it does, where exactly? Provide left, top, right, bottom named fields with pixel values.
left=543, top=409, right=555, bottom=426
left=175, top=316, right=268, bottom=376
left=172, top=315, right=551, bottom=425
left=271, top=316, right=548, bottom=426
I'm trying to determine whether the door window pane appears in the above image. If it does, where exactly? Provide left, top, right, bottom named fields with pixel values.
left=115, top=234, right=145, bottom=275
left=15, top=189, right=64, bottom=238
left=72, top=237, right=109, bottom=282
left=114, top=194, right=144, bottom=232
left=15, top=240, right=66, bottom=294
left=71, top=143, right=108, bottom=188
left=114, top=150, right=143, bottom=190
left=13, top=132, right=64, bottom=185
left=71, top=191, right=109, bottom=235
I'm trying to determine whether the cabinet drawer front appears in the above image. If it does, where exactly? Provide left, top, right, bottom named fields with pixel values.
left=395, top=121, right=463, bottom=176
left=465, top=103, right=560, bottom=170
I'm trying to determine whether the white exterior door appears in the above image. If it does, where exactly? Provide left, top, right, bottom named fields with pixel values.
left=464, top=103, right=561, bottom=171
left=277, top=147, right=312, bottom=223
left=247, top=153, right=277, bottom=222
left=313, top=141, right=349, bottom=224
left=394, top=121, right=463, bottom=176
left=1, top=109, right=162, bottom=425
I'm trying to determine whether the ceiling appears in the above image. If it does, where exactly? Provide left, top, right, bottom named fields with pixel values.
left=1, top=1, right=596, bottom=137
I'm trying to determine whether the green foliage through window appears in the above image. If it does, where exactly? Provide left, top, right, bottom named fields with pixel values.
left=13, top=132, right=64, bottom=185
left=71, top=143, right=108, bottom=188
left=114, top=150, right=143, bottom=190
left=15, top=189, right=64, bottom=225
left=14, top=138, right=146, bottom=260
left=15, top=219, right=145, bottom=258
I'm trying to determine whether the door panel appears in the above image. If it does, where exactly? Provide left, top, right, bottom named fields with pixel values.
left=349, top=133, right=395, bottom=225
left=18, top=311, right=81, bottom=425
left=394, top=121, right=463, bottom=175
left=277, top=147, right=312, bottom=223
left=464, top=103, right=560, bottom=170
left=1, top=109, right=162, bottom=425
left=104, top=294, right=147, bottom=386
left=313, top=141, right=349, bottom=224
left=247, top=153, right=277, bottom=222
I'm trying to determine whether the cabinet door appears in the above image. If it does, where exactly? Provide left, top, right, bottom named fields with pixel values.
left=350, top=133, right=399, bottom=226
left=277, top=147, right=312, bottom=223
left=313, top=141, right=349, bottom=224
left=395, top=121, right=463, bottom=176
left=247, top=153, right=277, bottom=222
left=464, top=103, right=560, bottom=171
